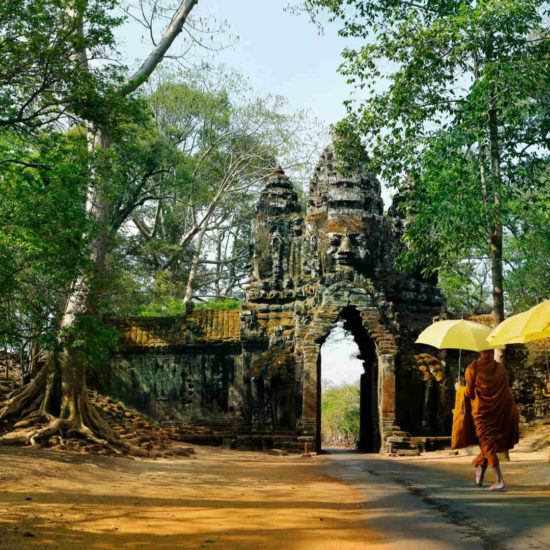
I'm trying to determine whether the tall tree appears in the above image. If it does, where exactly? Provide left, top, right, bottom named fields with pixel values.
left=0, top=0, right=122, bottom=131
left=0, top=0, right=201, bottom=446
left=299, top=0, right=549, bottom=333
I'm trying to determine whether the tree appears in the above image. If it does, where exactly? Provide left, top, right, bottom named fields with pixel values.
left=0, top=130, right=89, bottom=378
left=321, top=381, right=360, bottom=448
left=299, top=0, right=549, bottom=334
left=503, top=164, right=550, bottom=311
left=0, top=0, right=123, bottom=132
left=0, top=0, right=201, bottom=446
left=110, top=68, right=318, bottom=313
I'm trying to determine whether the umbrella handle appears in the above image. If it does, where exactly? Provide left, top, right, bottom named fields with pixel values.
left=458, top=348, right=462, bottom=381
left=545, top=340, right=549, bottom=379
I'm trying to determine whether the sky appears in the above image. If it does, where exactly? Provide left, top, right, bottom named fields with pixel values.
left=203, top=1, right=352, bottom=126
left=120, top=0, right=353, bottom=126
left=117, top=0, right=392, bottom=205
left=321, top=321, right=364, bottom=389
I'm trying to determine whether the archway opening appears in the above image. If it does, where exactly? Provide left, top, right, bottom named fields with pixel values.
left=317, top=306, right=380, bottom=453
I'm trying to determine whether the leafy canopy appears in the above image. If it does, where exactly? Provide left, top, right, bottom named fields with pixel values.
left=300, top=0, right=550, bottom=310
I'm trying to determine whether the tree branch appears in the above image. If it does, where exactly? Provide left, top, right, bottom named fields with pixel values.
left=120, top=0, right=199, bottom=97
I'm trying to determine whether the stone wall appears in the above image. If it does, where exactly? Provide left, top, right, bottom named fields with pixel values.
left=508, top=342, right=550, bottom=425
left=104, top=349, right=243, bottom=427
left=95, top=310, right=246, bottom=432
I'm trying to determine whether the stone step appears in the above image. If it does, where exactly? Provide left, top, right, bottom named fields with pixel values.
left=282, top=441, right=311, bottom=453
left=411, top=436, right=451, bottom=451
left=271, top=435, right=298, bottom=443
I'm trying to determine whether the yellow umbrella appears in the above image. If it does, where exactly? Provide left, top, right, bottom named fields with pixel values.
left=487, top=300, right=550, bottom=345
left=416, top=319, right=500, bottom=352
left=416, top=319, right=501, bottom=379
left=487, top=301, right=550, bottom=403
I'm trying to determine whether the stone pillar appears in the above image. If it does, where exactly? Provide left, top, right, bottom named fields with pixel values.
left=297, top=343, right=319, bottom=436
left=378, top=353, right=398, bottom=437
left=228, top=351, right=244, bottom=420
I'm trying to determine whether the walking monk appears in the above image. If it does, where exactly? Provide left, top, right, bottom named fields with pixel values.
left=456, top=349, right=519, bottom=491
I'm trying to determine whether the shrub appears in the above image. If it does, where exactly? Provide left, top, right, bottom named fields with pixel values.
left=321, top=381, right=360, bottom=448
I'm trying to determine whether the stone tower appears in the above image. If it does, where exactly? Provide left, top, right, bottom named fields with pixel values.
left=242, top=143, right=444, bottom=450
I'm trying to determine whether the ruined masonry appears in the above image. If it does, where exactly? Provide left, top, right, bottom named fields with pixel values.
left=105, top=143, right=448, bottom=453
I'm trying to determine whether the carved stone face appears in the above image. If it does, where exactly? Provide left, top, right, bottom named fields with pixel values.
left=324, top=229, right=370, bottom=274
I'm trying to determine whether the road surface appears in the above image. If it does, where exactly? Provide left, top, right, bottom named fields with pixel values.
left=323, top=450, right=550, bottom=549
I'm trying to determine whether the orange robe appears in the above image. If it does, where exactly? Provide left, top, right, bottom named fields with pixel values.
left=465, top=358, right=519, bottom=468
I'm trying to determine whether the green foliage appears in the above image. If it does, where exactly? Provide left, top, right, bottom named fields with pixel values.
left=114, top=297, right=241, bottom=317
left=504, top=165, right=550, bottom=311
left=59, top=313, right=120, bottom=372
left=107, top=66, right=318, bottom=314
left=125, top=300, right=189, bottom=318
left=302, top=0, right=549, bottom=313
left=195, top=299, right=241, bottom=310
left=0, top=129, right=89, bottom=352
left=438, top=261, right=492, bottom=315
left=0, top=0, right=125, bottom=132
left=321, top=381, right=360, bottom=447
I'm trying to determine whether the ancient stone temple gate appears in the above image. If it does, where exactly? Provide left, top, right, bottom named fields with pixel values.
left=105, top=144, right=444, bottom=452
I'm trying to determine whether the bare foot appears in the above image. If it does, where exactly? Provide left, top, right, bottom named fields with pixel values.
left=475, top=466, right=486, bottom=487
left=487, top=482, right=505, bottom=491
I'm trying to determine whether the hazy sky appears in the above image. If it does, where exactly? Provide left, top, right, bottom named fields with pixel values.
left=321, top=322, right=364, bottom=389
left=119, top=0, right=354, bottom=126
left=203, top=1, right=354, bottom=126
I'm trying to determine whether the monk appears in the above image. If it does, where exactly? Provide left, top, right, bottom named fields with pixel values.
left=455, top=349, right=519, bottom=491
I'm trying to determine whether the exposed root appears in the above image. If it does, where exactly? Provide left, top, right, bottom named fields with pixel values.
left=77, top=424, right=123, bottom=455
left=0, top=359, right=124, bottom=451
left=13, top=412, right=43, bottom=429
left=0, top=365, right=48, bottom=420
left=2, top=410, right=124, bottom=454
left=0, top=367, right=192, bottom=458
left=27, top=418, right=66, bottom=447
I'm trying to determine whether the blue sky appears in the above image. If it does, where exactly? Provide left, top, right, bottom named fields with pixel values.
left=204, top=1, right=352, bottom=126
left=119, top=1, right=354, bottom=126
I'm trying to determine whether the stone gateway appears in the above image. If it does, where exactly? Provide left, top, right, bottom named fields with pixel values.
left=105, top=143, right=448, bottom=453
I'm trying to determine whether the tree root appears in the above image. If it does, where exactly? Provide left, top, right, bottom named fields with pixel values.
left=0, top=362, right=126, bottom=453
left=0, top=365, right=48, bottom=421
left=1, top=409, right=125, bottom=454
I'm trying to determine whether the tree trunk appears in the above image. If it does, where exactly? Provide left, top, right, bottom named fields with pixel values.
left=184, top=222, right=208, bottom=305
left=485, top=31, right=505, bottom=365
left=29, top=335, right=41, bottom=379
left=486, top=34, right=509, bottom=464
left=215, top=229, right=222, bottom=300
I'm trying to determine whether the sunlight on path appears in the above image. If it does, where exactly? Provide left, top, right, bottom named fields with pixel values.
left=0, top=447, right=381, bottom=550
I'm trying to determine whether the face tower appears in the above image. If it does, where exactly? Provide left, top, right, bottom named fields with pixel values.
left=243, top=143, right=443, bottom=451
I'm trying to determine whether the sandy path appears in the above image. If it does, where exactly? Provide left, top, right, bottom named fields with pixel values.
left=1, top=440, right=548, bottom=549
left=0, top=446, right=380, bottom=550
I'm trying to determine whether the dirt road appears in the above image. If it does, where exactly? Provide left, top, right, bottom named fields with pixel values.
left=0, top=444, right=548, bottom=549
left=0, top=446, right=379, bottom=549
